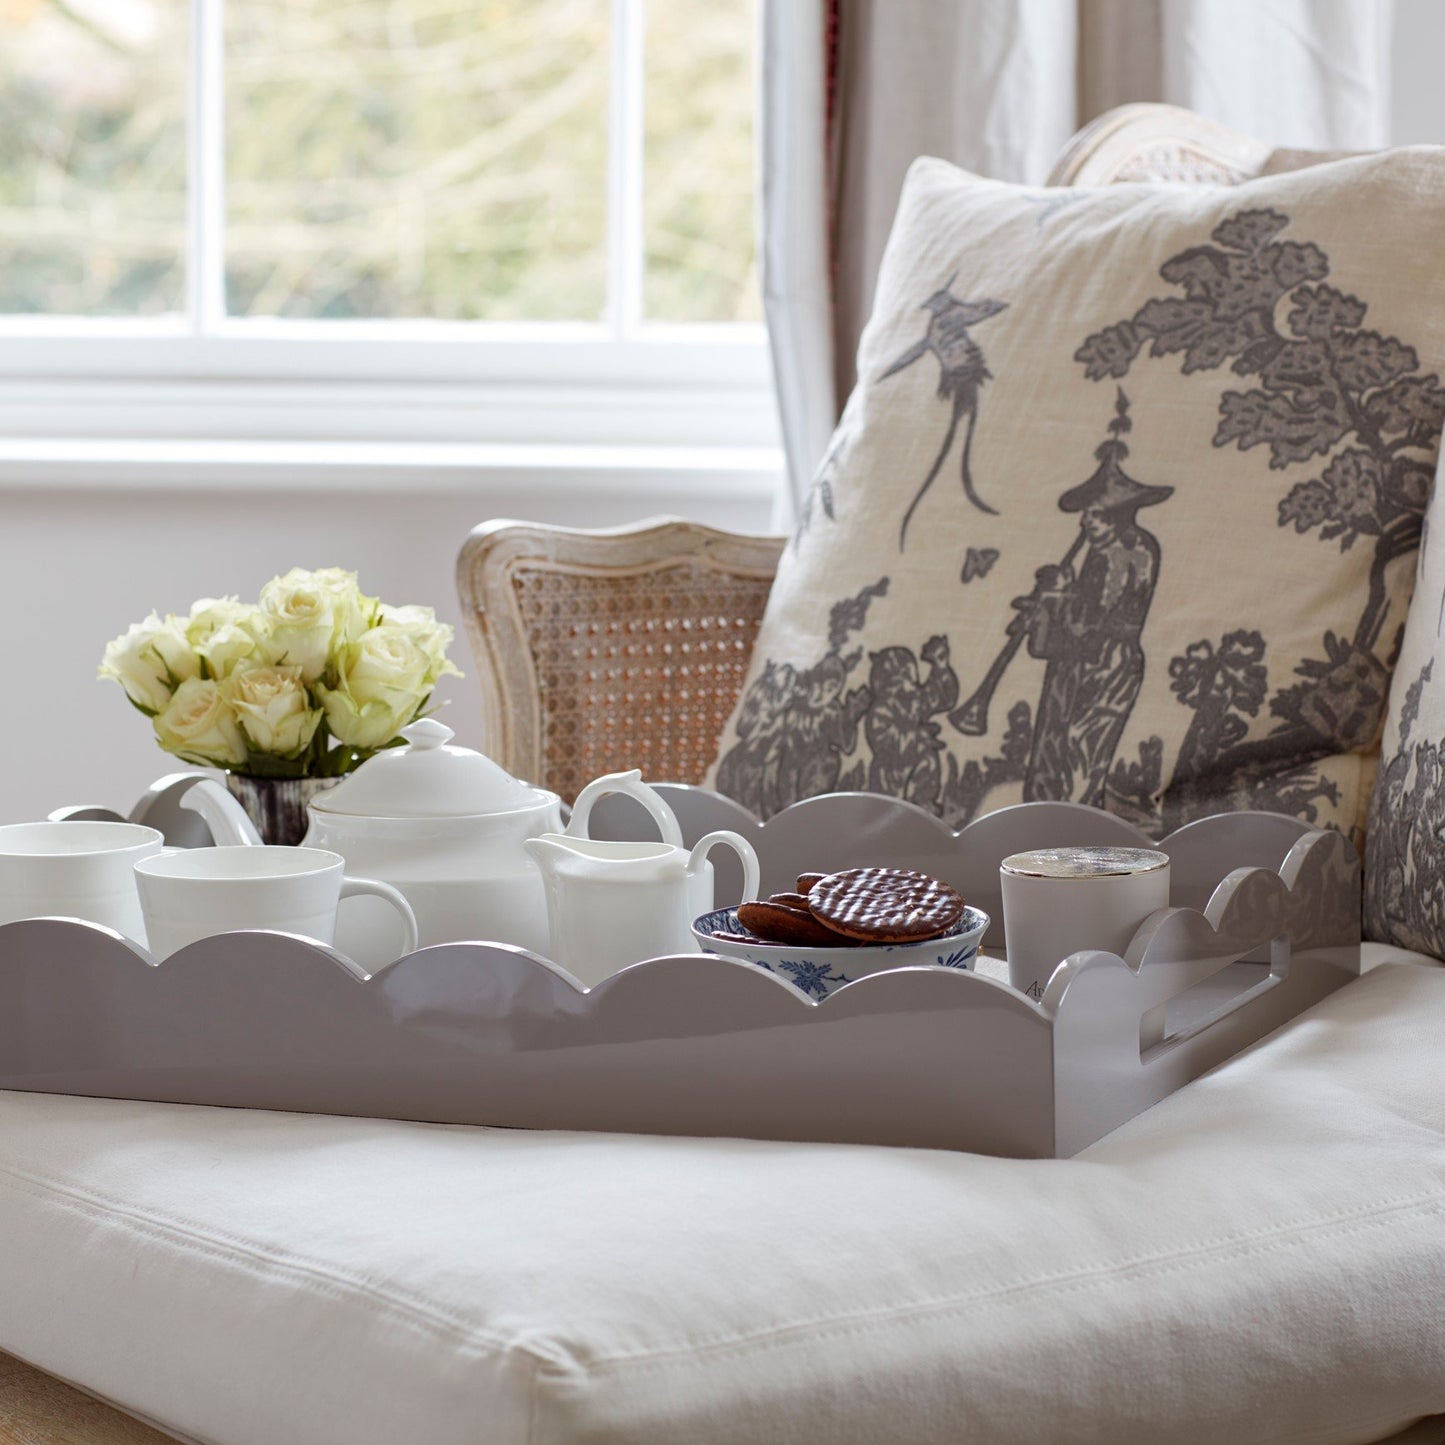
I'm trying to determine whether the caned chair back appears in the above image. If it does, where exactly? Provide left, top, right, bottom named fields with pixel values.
left=456, top=518, right=784, bottom=800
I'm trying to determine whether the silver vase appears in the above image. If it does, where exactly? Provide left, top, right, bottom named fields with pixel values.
left=224, top=774, right=342, bottom=847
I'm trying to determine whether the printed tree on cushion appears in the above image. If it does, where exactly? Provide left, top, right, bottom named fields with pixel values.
left=1077, top=208, right=1444, bottom=832
left=1170, top=631, right=1269, bottom=775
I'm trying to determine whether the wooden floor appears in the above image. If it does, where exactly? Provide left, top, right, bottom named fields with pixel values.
left=0, top=1351, right=173, bottom=1444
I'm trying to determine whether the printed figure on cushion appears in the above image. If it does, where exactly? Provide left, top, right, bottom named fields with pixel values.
left=718, top=395, right=1164, bottom=826
left=953, top=391, right=1171, bottom=808
left=879, top=278, right=1009, bottom=541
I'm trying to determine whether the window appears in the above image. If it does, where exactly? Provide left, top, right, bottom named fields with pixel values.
left=0, top=0, right=775, bottom=461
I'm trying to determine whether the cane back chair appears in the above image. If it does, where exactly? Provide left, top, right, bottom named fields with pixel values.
left=457, top=104, right=1337, bottom=802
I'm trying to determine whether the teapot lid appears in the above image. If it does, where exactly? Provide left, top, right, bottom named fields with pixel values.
left=312, top=719, right=549, bottom=818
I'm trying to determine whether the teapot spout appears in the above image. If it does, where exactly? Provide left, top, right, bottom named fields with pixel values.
left=178, top=779, right=264, bottom=847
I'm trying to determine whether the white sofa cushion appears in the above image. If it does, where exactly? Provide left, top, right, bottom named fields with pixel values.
left=0, top=953, right=1442, bottom=1445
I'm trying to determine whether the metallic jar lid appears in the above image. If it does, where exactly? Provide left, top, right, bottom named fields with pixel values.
left=1000, top=845, right=1169, bottom=879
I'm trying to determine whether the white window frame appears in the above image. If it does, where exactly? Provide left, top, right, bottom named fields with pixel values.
left=0, top=0, right=781, bottom=488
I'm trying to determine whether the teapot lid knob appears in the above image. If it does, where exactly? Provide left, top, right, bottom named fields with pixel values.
left=401, top=718, right=454, bottom=751
left=313, top=715, right=550, bottom=817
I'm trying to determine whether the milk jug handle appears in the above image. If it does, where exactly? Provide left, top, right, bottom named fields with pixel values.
left=565, top=770, right=683, bottom=847
left=687, top=831, right=761, bottom=907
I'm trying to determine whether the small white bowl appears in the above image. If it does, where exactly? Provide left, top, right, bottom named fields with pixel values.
left=692, top=905, right=990, bottom=1000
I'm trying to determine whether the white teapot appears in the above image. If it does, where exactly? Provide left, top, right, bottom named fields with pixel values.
left=524, top=770, right=759, bottom=986
left=193, top=719, right=562, bottom=966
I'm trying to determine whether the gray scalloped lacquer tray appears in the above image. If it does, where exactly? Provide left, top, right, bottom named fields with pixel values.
left=0, top=793, right=1360, bottom=1158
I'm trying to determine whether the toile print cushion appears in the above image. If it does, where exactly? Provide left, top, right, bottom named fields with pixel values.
left=709, top=152, right=1445, bottom=842
left=1364, top=490, right=1445, bottom=956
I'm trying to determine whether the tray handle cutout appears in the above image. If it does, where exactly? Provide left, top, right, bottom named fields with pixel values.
left=1139, top=933, right=1289, bottom=1059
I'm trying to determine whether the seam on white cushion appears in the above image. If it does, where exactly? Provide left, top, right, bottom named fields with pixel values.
left=549, top=1192, right=1445, bottom=1374
left=0, top=1159, right=574, bottom=1370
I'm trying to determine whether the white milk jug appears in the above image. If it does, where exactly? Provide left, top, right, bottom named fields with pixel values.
left=524, top=771, right=759, bottom=986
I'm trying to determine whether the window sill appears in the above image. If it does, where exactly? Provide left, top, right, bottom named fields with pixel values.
left=0, top=436, right=784, bottom=500
left=0, top=370, right=778, bottom=442
left=0, top=336, right=784, bottom=499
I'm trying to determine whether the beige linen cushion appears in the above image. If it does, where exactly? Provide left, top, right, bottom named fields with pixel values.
left=712, top=153, right=1445, bottom=840
left=1365, top=470, right=1445, bottom=952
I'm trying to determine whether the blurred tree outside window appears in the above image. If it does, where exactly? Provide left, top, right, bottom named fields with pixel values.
left=0, top=0, right=188, bottom=316
left=644, top=0, right=758, bottom=322
left=0, top=0, right=759, bottom=326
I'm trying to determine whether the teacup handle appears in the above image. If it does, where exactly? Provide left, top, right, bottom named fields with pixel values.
left=686, top=831, right=761, bottom=907
left=566, top=769, right=683, bottom=847
left=340, top=876, right=419, bottom=956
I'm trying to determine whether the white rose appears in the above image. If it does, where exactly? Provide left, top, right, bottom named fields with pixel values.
left=98, top=612, right=201, bottom=715
left=186, top=596, right=259, bottom=679
left=224, top=665, right=322, bottom=759
left=256, top=570, right=337, bottom=682
left=316, top=625, right=430, bottom=750
left=309, top=567, right=378, bottom=646
left=378, top=604, right=463, bottom=685
left=152, top=677, right=248, bottom=767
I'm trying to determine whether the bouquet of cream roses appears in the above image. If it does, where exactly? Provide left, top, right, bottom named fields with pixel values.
left=99, top=567, right=462, bottom=777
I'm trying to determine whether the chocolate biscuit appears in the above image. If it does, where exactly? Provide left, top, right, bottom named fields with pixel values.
left=768, top=891, right=815, bottom=911
left=737, top=899, right=852, bottom=947
left=808, top=867, right=964, bottom=943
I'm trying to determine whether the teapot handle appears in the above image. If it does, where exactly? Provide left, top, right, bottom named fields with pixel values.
left=178, top=779, right=264, bottom=847
left=566, top=770, right=683, bottom=847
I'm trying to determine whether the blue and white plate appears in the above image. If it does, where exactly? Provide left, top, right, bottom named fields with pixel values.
left=692, top=904, right=990, bottom=1000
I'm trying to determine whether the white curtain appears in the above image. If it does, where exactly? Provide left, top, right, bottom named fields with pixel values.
left=762, top=0, right=1395, bottom=514
left=760, top=0, right=837, bottom=523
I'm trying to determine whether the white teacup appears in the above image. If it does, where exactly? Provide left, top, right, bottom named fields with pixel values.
left=0, top=820, right=167, bottom=942
left=135, top=845, right=419, bottom=961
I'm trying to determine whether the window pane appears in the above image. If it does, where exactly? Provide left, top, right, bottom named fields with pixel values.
left=225, top=0, right=610, bottom=321
left=644, top=0, right=759, bottom=324
left=0, top=0, right=188, bottom=316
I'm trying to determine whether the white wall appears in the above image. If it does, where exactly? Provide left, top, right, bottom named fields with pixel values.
left=0, top=475, right=773, bottom=825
